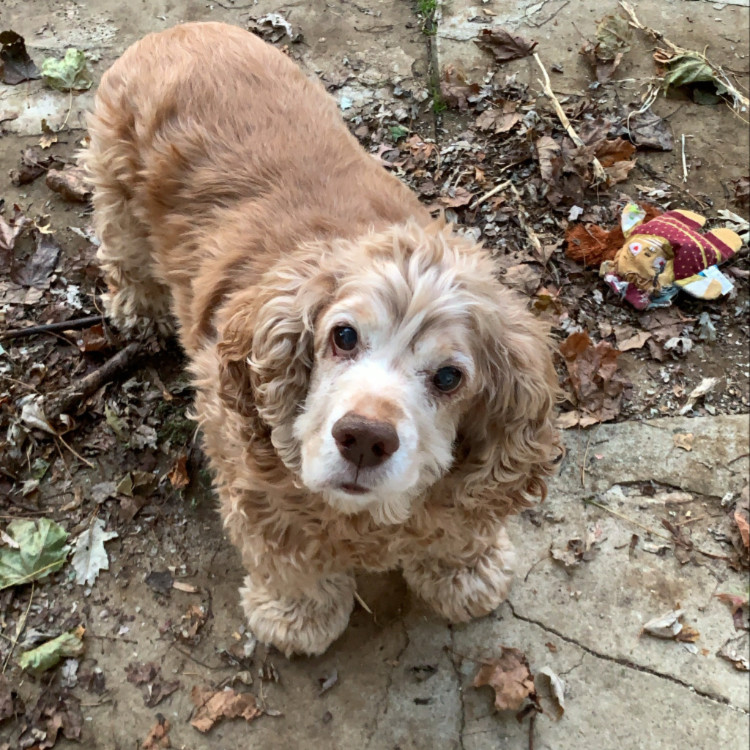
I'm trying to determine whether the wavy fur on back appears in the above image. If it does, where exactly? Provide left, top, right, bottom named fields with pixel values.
left=84, top=22, right=560, bottom=655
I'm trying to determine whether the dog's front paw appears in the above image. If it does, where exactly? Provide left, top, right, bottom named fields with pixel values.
left=240, top=573, right=355, bottom=656
left=403, top=529, right=516, bottom=623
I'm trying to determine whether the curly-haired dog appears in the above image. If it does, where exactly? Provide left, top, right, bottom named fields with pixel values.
left=84, top=22, right=559, bottom=656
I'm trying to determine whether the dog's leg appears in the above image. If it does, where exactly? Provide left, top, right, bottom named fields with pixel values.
left=83, top=141, right=173, bottom=338
left=240, top=571, right=355, bottom=656
left=402, top=525, right=516, bottom=623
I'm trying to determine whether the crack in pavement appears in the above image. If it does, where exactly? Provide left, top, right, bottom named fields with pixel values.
left=507, top=601, right=749, bottom=714
left=447, top=625, right=467, bottom=750
left=364, top=618, right=411, bottom=748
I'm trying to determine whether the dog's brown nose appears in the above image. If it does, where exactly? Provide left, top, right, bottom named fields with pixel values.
left=332, top=413, right=400, bottom=468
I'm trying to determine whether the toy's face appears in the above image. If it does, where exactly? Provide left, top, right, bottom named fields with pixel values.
left=614, top=234, right=673, bottom=290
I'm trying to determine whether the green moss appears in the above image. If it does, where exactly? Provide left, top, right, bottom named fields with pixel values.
left=155, top=401, right=195, bottom=446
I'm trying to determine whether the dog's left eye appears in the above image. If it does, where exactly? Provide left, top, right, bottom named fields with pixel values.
left=433, top=366, right=462, bottom=393
left=332, top=326, right=358, bottom=353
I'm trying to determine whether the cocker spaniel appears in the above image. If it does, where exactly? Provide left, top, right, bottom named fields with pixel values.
left=84, top=22, right=559, bottom=656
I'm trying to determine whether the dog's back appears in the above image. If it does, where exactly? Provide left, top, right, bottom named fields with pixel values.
left=83, top=22, right=425, bottom=346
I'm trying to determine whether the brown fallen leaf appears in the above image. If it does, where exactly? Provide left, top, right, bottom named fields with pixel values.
left=46, top=167, right=93, bottom=202
left=473, top=647, right=536, bottom=712
left=715, top=592, right=749, bottom=631
left=438, top=186, right=474, bottom=208
left=535, top=135, right=561, bottom=184
left=0, top=30, right=40, bottom=85
left=142, top=714, right=171, bottom=749
left=177, top=604, right=208, bottom=645
left=76, top=323, right=110, bottom=353
left=190, top=686, right=262, bottom=733
left=729, top=176, right=749, bottom=208
left=550, top=523, right=603, bottom=571
left=535, top=666, right=565, bottom=719
left=503, top=264, right=542, bottom=296
left=717, top=634, right=749, bottom=671
left=475, top=28, right=538, bottom=63
left=734, top=502, right=750, bottom=550
left=440, top=65, right=480, bottom=111
left=641, top=609, right=700, bottom=643
left=625, top=108, right=674, bottom=151
left=617, top=331, right=652, bottom=352
left=9, top=148, right=59, bottom=186
left=672, top=433, right=694, bottom=452
left=475, top=100, right=521, bottom=134
left=580, top=11, right=632, bottom=82
left=0, top=672, right=24, bottom=722
left=167, top=454, right=190, bottom=489
left=558, top=330, right=631, bottom=427
left=10, top=231, right=61, bottom=289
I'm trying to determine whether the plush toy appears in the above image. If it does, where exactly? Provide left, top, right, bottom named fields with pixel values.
left=600, top=203, right=743, bottom=310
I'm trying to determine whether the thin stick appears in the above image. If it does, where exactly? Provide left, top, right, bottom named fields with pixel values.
left=0, top=315, right=104, bottom=342
left=510, top=185, right=546, bottom=263
left=354, top=590, right=373, bottom=614
left=533, top=52, right=607, bottom=185
left=585, top=499, right=731, bottom=561
left=584, top=498, right=672, bottom=540
left=681, top=134, right=688, bottom=183
left=44, top=342, right=142, bottom=424
left=2, top=582, right=34, bottom=673
left=470, top=179, right=512, bottom=210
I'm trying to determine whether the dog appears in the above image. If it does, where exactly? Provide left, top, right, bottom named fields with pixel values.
left=84, top=22, right=560, bottom=656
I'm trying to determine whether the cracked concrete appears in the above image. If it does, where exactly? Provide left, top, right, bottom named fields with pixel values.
left=1, top=0, right=748, bottom=748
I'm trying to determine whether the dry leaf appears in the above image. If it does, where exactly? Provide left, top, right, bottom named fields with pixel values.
left=535, top=666, right=565, bottom=719
left=679, top=377, right=719, bottom=415
left=559, top=331, right=631, bottom=426
left=45, top=167, right=93, bottom=202
left=0, top=30, right=40, bottom=85
left=717, top=634, right=749, bottom=671
left=503, top=264, right=542, bottom=296
left=641, top=609, right=699, bottom=642
left=142, top=715, right=171, bottom=749
left=734, top=508, right=749, bottom=549
left=617, top=331, right=651, bottom=352
left=167, top=454, right=190, bottom=489
left=475, top=28, right=538, bottom=63
left=190, top=686, right=262, bottom=733
left=672, top=433, right=694, bottom=452
left=473, top=647, right=536, bottom=712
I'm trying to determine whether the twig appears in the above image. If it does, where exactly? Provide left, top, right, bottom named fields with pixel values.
left=0, top=315, right=104, bottom=342
left=533, top=53, right=607, bottom=185
left=585, top=499, right=732, bottom=561
left=2, top=582, right=34, bottom=673
left=681, top=134, right=688, bottom=183
left=44, top=342, right=142, bottom=424
left=470, top=179, right=512, bottom=210
left=510, top=185, right=546, bottom=263
left=583, top=498, right=672, bottom=540
left=354, top=590, right=373, bottom=614
left=529, top=710, right=536, bottom=750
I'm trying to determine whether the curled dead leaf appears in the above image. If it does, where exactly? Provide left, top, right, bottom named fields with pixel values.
left=190, top=686, right=262, bottom=733
left=473, top=646, right=536, bottom=712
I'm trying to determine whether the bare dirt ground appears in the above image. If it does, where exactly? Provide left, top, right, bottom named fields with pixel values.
left=0, top=1, right=748, bottom=749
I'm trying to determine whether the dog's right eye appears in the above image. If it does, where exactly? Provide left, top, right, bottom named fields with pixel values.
left=332, top=326, right=358, bottom=353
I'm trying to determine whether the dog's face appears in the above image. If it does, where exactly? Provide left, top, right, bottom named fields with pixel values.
left=293, top=267, right=478, bottom=523
left=217, top=222, right=557, bottom=525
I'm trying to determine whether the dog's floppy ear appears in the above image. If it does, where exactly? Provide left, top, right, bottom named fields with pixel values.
left=215, top=252, right=335, bottom=470
left=452, top=289, right=560, bottom=513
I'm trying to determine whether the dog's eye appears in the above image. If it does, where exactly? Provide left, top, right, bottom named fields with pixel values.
left=332, top=326, right=358, bottom=352
left=433, top=366, right=462, bottom=393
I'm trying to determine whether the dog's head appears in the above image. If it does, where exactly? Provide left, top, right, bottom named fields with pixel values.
left=217, top=221, right=558, bottom=524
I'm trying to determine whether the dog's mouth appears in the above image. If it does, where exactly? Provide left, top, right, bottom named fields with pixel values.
left=338, top=482, right=370, bottom=495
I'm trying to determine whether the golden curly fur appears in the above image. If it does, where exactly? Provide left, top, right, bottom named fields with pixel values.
left=83, top=22, right=560, bottom=656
